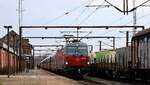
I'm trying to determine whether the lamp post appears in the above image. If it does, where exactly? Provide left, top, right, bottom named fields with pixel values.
left=13, top=34, right=17, bottom=75
left=4, top=25, right=12, bottom=78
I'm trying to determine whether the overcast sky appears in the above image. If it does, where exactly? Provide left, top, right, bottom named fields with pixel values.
left=0, top=0, right=150, bottom=52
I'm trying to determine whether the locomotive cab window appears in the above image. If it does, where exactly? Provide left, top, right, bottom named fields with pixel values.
left=65, top=46, right=88, bottom=56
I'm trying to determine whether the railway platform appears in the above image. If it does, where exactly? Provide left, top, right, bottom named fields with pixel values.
left=0, top=68, right=148, bottom=85
left=0, top=68, right=81, bottom=85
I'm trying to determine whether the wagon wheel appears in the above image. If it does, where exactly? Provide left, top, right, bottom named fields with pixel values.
left=128, top=70, right=135, bottom=80
left=112, top=70, right=120, bottom=79
left=140, top=70, right=148, bottom=82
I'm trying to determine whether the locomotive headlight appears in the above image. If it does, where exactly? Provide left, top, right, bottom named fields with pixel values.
left=87, top=62, right=90, bottom=65
left=65, top=62, right=68, bottom=65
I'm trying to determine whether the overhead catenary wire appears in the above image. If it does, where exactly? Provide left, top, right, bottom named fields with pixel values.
left=101, top=0, right=149, bottom=34
left=103, top=16, right=133, bottom=36
left=75, top=0, right=106, bottom=24
left=79, top=1, right=106, bottom=25
left=43, top=0, right=91, bottom=25
left=134, top=13, right=150, bottom=25
left=79, top=8, right=99, bottom=25
left=103, top=0, right=150, bottom=26
left=101, top=41, right=113, bottom=47
left=99, top=0, right=149, bottom=47
left=79, top=31, right=92, bottom=41
left=71, top=0, right=107, bottom=40
left=71, top=0, right=95, bottom=25
left=104, top=0, right=122, bottom=12
left=123, top=11, right=150, bottom=25
left=143, top=19, right=150, bottom=27
left=100, top=28, right=135, bottom=48
left=101, top=18, right=127, bottom=36
left=108, top=13, right=133, bottom=26
left=71, top=0, right=108, bottom=43
left=129, top=0, right=150, bottom=12
left=104, top=0, right=150, bottom=13
left=104, top=0, right=150, bottom=32
left=134, top=12, right=150, bottom=24
left=78, top=0, right=125, bottom=36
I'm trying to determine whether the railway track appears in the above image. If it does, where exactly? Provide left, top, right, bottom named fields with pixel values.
left=83, top=76, right=150, bottom=85
left=46, top=69, right=149, bottom=85
left=78, top=80, right=104, bottom=85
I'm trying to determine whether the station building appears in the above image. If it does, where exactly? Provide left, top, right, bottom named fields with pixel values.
left=0, top=30, right=34, bottom=74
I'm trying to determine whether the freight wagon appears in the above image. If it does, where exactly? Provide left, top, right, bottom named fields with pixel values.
left=89, top=50, right=116, bottom=77
left=90, top=28, right=150, bottom=81
left=131, top=28, right=150, bottom=80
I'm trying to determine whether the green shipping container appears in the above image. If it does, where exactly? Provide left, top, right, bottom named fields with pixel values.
left=95, top=50, right=110, bottom=63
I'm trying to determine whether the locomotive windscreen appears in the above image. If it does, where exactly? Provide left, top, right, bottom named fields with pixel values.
left=64, top=42, right=88, bottom=56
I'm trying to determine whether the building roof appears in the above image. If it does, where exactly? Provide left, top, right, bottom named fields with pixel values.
left=1, top=30, right=32, bottom=48
left=0, top=30, right=33, bottom=55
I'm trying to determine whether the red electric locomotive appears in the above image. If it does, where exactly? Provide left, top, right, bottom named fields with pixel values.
left=51, top=40, right=90, bottom=75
